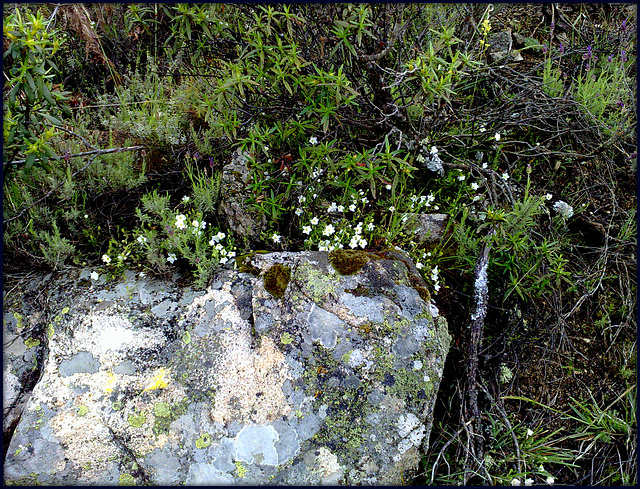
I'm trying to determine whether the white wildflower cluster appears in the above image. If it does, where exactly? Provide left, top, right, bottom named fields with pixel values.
left=409, top=193, right=437, bottom=211
left=553, top=200, right=574, bottom=219
left=348, top=222, right=368, bottom=249
left=191, top=219, right=207, bottom=236
left=208, top=231, right=236, bottom=264
left=175, top=214, right=188, bottom=230
left=430, top=265, right=441, bottom=292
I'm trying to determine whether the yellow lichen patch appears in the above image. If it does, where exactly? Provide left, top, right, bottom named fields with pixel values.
left=211, top=332, right=292, bottom=425
left=328, top=250, right=371, bottom=275
left=142, top=367, right=170, bottom=393
left=104, top=370, right=117, bottom=394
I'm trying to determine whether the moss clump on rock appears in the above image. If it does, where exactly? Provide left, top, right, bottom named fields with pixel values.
left=236, top=253, right=262, bottom=276
left=264, top=263, right=291, bottom=298
left=329, top=250, right=371, bottom=276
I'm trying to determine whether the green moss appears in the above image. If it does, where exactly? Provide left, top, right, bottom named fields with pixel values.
left=329, top=249, right=371, bottom=275
left=236, top=252, right=262, bottom=276
left=24, top=338, right=40, bottom=348
left=234, top=460, right=247, bottom=478
left=413, top=286, right=431, bottom=303
left=195, top=433, right=212, bottom=449
left=263, top=263, right=291, bottom=299
left=153, top=402, right=171, bottom=417
left=118, top=473, right=136, bottom=486
left=294, top=262, right=337, bottom=303
left=77, top=405, right=89, bottom=416
left=280, top=331, right=293, bottom=344
left=112, top=401, right=123, bottom=411
left=128, top=411, right=146, bottom=428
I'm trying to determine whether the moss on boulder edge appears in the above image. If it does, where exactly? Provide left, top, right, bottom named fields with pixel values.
left=3, top=251, right=450, bottom=485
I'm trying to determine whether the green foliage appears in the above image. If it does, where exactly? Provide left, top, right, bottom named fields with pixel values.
left=3, top=7, right=70, bottom=174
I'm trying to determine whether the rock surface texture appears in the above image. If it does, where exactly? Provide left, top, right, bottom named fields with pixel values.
left=4, top=250, right=450, bottom=485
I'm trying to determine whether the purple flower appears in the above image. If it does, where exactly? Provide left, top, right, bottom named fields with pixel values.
left=621, top=51, right=627, bottom=62
left=209, top=156, right=215, bottom=167
left=194, top=152, right=200, bottom=161
left=617, top=100, right=625, bottom=108
left=559, top=43, right=564, bottom=54
left=165, top=225, right=174, bottom=236
left=585, top=63, right=591, bottom=71
left=550, top=22, right=555, bottom=32
left=542, top=44, right=548, bottom=54
left=608, top=54, right=614, bottom=63
left=621, top=20, right=627, bottom=32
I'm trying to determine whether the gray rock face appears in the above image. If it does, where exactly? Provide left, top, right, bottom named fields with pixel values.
left=3, top=251, right=450, bottom=485
left=401, top=213, right=450, bottom=245
left=218, top=149, right=267, bottom=246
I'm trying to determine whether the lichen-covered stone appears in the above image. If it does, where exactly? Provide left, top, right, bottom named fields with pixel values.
left=3, top=251, right=450, bottom=485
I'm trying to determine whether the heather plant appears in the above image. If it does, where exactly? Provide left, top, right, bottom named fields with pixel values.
left=3, top=8, right=70, bottom=175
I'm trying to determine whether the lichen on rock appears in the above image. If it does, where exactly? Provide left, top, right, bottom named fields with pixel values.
left=4, top=251, right=450, bottom=485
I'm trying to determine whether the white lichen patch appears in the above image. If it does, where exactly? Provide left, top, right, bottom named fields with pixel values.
left=211, top=333, right=292, bottom=424
left=396, top=413, right=426, bottom=454
left=183, top=284, right=246, bottom=330
left=48, top=409, right=120, bottom=480
left=55, top=314, right=166, bottom=367
left=314, top=447, right=343, bottom=478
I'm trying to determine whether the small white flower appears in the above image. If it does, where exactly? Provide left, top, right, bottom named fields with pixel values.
left=90, top=271, right=99, bottom=281
left=181, top=196, right=190, bottom=202
left=137, top=235, right=147, bottom=244
left=546, top=477, right=555, bottom=485
left=309, top=136, right=318, bottom=145
left=433, top=282, right=441, bottom=292
left=416, top=262, right=423, bottom=270
left=431, top=266, right=439, bottom=282
left=215, top=243, right=224, bottom=251
left=272, top=233, right=281, bottom=243
left=367, top=222, right=375, bottom=231
left=527, top=428, right=534, bottom=436
left=264, top=145, right=269, bottom=153
left=495, top=132, right=501, bottom=141
left=227, top=251, right=236, bottom=259
left=200, top=221, right=207, bottom=230
left=553, top=200, right=574, bottom=218
left=430, top=146, right=439, bottom=154
left=457, top=175, right=466, bottom=181
left=502, top=172, right=510, bottom=181
left=295, top=207, right=303, bottom=216
left=323, top=224, right=335, bottom=236
left=102, top=254, right=111, bottom=264
left=220, top=257, right=228, bottom=264
left=84, top=214, right=88, bottom=218
left=511, top=479, right=521, bottom=486
left=167, top=253, right=177, bottom=264
left=385, top=184, right=392, bottom=190
left=192, top=220, right=200, bottom=228
left=349, top=204, right=356, bottom=212
left=175, top=214, right=187, bottom=230
left=482, top=162, right=488, bottom=169
left=361, top=197, right=369, bottom=204
left=389, top=206, right=396, bottom=212
left=545, top=193, right=553, bottom=200
left=302, top=225, right=312, bottom=235
left=471, top=182, right=480, bottom=191
left=310, top=216, right=319, bottom=225
left=298, top=195, right=306, bottom=203
left=524, top=478, right=534, bottom=486
left=337, top=205, right=345, bottom=212
left=358, top=238, right=367, bottom=248
left=479, top=125, right=486, bottom=133
left=328, top=202, right=338, bottom=213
